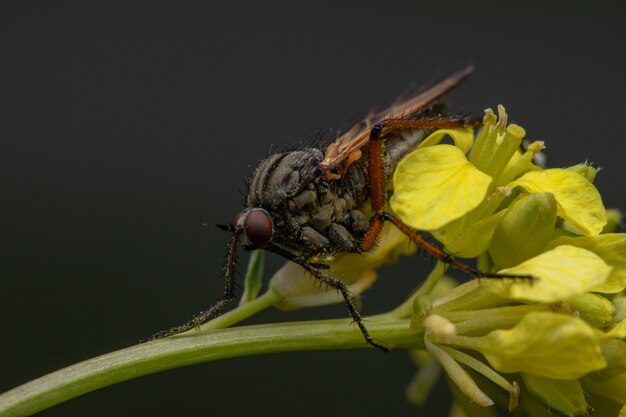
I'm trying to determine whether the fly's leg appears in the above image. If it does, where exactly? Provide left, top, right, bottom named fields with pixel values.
left=360, top=116, right=472, bottom=252
left=144, top=232, right=239, bottom=342
left=269, top=245, right=389, bottom=352
left=360, top=117, right=534, bottom=281
left=300, top=263, right=390, bottom=352
left=380, top=213, right=532, bottom=279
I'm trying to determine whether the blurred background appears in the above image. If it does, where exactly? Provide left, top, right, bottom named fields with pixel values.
left=1, top=2, right=625, bottom=416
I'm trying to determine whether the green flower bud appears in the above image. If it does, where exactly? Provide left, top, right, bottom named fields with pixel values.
left=489, top=192, right=557, bottom=269
left=583, top=367, right=626, bottom=405
left=604, top=209, right=623, bottom=234
left=423, top=314, right=456, bottom=341
left=567, top=293, right=615, bottom=328
left=521, top=373, right=588, bottom=417
left=614, top=294, right=626, bottom=322
left=566, top=163, right=599, bottom=183
left=600, top=340, right=626, bottom=368
left=410, top=295, right=432, bottom=330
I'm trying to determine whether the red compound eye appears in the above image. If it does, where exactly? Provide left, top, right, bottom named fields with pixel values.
left=243, top=209, right=273, bottom=248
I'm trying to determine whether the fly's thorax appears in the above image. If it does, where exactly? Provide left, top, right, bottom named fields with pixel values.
left=247, top=149, right=323, bottom=209
left=246, top=148, right=370, bottom=255
left=243, top=128, right=427, bottom=256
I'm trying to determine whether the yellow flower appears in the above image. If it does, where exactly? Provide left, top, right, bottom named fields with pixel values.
left=507, top=168, right=607, bottom=235
left=491, top=245, right=612, bottom=302
left=394, top=106, right=626, bottom=416
left=390, top=106, right=608, bottom=258
left=471, top=311, right=606, bottom=379
left=258, top=104, right=625, bottom=416
left=545, top=233, right=626, bottom=293
left=390, top=131, right=491, bottom=231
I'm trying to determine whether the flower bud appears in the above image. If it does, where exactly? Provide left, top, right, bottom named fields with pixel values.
left=600, top=340, right=626, bottom=368
left=614, top=294, right=626, bottom=322
left=582, top=367, right=626, bottom=405
left=521, top=373, right=588, bottom=417
left=489, top=192, right=557, bottom=269
left=410, top=295, right=432, bottom=330
left=566, top=163, right=599, bottom=183
left=604, top=209, right=623, bottom=234
left=423, top=314, right=456, bottom=341
left=567, top=292, right=615, bottom=328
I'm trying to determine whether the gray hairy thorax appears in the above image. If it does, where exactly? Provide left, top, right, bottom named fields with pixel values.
left=246, top=129, right=428, bottom=258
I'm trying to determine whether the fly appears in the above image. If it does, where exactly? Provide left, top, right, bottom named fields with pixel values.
left=148, top=65, right=527, bottom=351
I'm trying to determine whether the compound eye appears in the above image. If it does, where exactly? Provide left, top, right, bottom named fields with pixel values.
left=244, top=209, right=273, bottom=248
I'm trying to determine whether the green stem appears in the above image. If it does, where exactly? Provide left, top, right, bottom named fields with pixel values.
left=240, top=250, right=265, bottom=304
left=200, top=288, right=282, bottom=330
left=389, top=261, right=446, bottom=318
left=0, top=317, right=420, bottom=417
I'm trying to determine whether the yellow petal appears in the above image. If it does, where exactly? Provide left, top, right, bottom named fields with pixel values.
left=391, top=145, right=492, bottom=230
left=604, top=319, right=626, bottom=339
left=592, top=268, right=626, bottom=294
left=546, top=233, right=626, bottom=293
left=547, top=234, right=626, bottom=266
left=507, top=169, right=606, bottom=235
left=491, top=245, right=612, bottom=302
left=418, top=126, right=475, bottom=154
left=432, top=187, right=509, bottom=257
left=478, top=312, right=606, bottom=379
left=435, top=210, right=506, bottom=258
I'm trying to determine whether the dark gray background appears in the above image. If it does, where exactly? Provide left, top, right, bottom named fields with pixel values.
left=1, top=2, right=625, bottom=416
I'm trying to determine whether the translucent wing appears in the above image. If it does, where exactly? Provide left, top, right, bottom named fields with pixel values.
left=320, top=65, right=474, bottom=172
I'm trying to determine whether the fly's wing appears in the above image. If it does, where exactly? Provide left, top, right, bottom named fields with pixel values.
left=320, top=65, right=474, bottom=171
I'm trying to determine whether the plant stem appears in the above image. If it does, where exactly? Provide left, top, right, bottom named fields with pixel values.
left=0, top=317, right=420, bottom=417
left=201, top=288, right=282, bottom=330
left=389, top=261, right=446, bottom=318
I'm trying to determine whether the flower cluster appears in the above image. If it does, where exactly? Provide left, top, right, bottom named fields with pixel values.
left=262, top=105, right=625, bottom=416
left=393, top=106, right=626, bottom=416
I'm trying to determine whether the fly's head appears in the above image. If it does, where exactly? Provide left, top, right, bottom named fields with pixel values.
left=216, top=207, right=274, bottom=280
left=218, top=148, right=326, bottom=261
left=232, top=207, right=273, bottom=249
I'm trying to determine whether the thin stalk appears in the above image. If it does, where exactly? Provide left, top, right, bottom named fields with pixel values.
left=389, top=261, right=447, bottom=318
left=0, top=317, right=420, bottom=417
left=201, top=288, right=282, bottom=330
